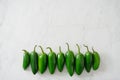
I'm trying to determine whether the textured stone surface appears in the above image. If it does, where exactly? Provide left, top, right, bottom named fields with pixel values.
left=0, top=0, right=120, bottom=80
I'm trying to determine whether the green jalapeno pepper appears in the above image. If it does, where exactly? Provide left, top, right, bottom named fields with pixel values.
left=47, top=47, right=56, bottom=74
left=30, top=45, right=38, bottom=74
left=57, top=46, right=65, bottom=72
left=38, top=46, right=47, bottom=74
left=65, top=43, right=74, bottom=76
left=22, top=50, right=30, bottom=70
left=92, top=48, right=100, bottom=70
left=75, top=44, right=84, bottom=75
left=84, top=45, right=93, bottom=73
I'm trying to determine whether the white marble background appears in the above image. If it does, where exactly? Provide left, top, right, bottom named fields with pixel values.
left=0, top=0, right=120, bottom=80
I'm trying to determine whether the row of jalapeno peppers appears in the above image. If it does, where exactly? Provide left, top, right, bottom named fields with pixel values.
left=22, top=43, right=100, bottom=76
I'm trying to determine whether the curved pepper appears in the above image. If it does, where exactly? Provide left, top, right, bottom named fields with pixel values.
left=92, top=48, right=100, bottom=70
left=57, top=46, right=65, bottom=72
left=75, top=44, right=84, bottom=75
left=22, top=50, right=30, bottom=70
left=65, top=43, right=74, bottom=76
left=38, top=46, right=48, bottom=74
left=84, top=45, right=93, bottom=73
left=47, top=47, right=56, bottom=74
left=30, top=45, right=38, bottom=74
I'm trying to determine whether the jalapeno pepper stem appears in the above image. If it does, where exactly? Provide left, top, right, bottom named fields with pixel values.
left=92, top=47, right=95, bottom=52
left=83, top=44, right=89, bottom=52
left=59, top=46, right=62, bottom=53
left=39, top=46, right=44, bottom=53
left=47, top=47, right=53, bottom=52
left=66, top=43, right=70, bottom=51
left=22, top=49, right=28, bottom=54
left=34, top=45, right=37, bottom=52
left=76, top=44, right=80, bottom=53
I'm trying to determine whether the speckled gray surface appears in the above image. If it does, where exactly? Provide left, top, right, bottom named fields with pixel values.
left=0, top=0, right=120, bottom=80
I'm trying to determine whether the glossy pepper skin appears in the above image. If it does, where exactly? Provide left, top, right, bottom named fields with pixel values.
left=38, top=46, right=48, bottom=74
left=84, top=45, right=93, bottom=73
left=47, top=47, right=56, bottom=74
left=92, top=48, right=100, bottom=70
left=22, top=50, right=30, bottom=70
left=30, top=45, right=38, bottom=74
left=75, top=44, right=84, bottom=75
left=57, top=46, right=65, bottom=72
left=65, top=43, right=74, bottom=76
